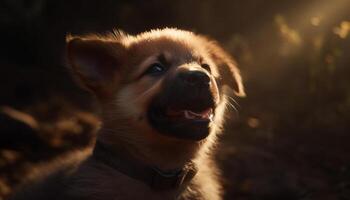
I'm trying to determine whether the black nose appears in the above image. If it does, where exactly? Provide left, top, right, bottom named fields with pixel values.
left=179, top=71, right=210, bottom=86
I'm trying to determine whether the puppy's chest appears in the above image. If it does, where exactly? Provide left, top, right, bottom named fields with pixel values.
left=69, top=164, right=207, bottom=200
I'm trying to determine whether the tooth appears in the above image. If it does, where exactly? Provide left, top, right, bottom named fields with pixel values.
left=209, top=113, right=214, bottom=121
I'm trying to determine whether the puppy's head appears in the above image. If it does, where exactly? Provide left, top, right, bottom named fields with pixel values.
left=66, top=28, right=245, bottom=143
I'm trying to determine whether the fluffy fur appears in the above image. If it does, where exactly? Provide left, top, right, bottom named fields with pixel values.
left=9, top=28, right=245, bottom=200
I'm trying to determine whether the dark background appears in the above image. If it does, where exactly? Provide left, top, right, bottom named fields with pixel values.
left=0, top=0, right=350, bottom=199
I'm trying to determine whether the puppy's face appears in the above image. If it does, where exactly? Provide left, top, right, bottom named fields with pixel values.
left=67, top=29, right=244, bottom=142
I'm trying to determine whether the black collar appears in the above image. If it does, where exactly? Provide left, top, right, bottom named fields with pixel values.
left=92, top=141, right=198, bottom=191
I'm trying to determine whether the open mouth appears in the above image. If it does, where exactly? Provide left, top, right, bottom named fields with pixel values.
left=166, top=108, right=214, bottom=122
left=148, top=102, right=215, bottom=141
left=146, top=70, right=219, bottom=140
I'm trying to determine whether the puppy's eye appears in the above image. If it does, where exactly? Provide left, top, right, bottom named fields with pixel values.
left=145, top=63, right=166, bottom=76
left=201, top=63, right=211, bottom=72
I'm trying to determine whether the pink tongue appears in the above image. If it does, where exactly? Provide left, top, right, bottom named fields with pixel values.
left=184, top=108, right=213, bottom=120
left=166, top=108, right=214, bottom=120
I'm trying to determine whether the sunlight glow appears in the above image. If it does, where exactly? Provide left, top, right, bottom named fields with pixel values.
left=310, top=16, right=321, bottom=26
left=275, top=15, right=302, bottom=46
left=333, top=21, right=350, bottom=39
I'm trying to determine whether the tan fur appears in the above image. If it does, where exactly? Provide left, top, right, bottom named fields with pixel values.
left=9, top=28, right=245, bottom=200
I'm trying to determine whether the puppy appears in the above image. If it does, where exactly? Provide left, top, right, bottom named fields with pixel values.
left=9, top=28, right=245, bottom=200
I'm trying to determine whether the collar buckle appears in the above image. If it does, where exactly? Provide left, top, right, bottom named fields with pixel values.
left=150, top=163, right=198, bottom=190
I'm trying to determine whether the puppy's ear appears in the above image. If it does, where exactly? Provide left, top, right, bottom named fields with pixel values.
left=66, top=35, right=126, bottom=98
left=206, top=41, right=246, bottom=97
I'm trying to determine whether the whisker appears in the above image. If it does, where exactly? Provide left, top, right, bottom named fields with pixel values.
left=226, top=101, right=238, bottom=113
left=228, top=96, right=240, bottom=108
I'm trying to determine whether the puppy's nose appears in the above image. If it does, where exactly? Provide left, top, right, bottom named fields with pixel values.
left=180, top=71, right=210, bottom=86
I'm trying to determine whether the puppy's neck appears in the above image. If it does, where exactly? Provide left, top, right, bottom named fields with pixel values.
left=97, top=125, right=203, bottom=171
